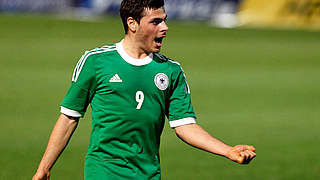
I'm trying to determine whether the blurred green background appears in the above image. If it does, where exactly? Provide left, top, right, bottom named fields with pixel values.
left=0, top=14, right=319, bottom=179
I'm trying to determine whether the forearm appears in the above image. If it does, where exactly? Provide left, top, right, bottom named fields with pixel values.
left=174, top=124, right=232, bottom=157
left=35, top=114, right=78, bottom=173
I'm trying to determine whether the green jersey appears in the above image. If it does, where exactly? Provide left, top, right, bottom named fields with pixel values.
left=61, top=41, right=196, bottom=179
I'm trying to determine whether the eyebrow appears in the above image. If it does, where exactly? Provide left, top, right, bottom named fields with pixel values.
left=152, top=15, right=168, bottom=21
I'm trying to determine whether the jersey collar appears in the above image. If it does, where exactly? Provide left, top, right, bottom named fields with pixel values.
left=116, top=40, right=153, bottom=66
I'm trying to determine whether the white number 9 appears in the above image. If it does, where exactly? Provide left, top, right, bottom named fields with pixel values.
left=136, top=91, right=144, bottom=109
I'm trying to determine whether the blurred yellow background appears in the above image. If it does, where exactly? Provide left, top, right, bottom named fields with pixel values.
left=238, top=0, right=320, bottom=29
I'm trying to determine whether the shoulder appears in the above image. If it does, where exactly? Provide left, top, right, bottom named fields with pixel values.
left=81, top=44, right=118, bottom=62
left=72, top=44, right=117, bottom=81
left=153, top=53, right=183, bottom=72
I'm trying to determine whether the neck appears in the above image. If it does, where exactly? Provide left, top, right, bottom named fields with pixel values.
left=122, top=35, right=150, bottom=59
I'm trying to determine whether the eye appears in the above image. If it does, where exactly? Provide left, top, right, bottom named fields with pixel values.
left=152, top=18, right=164, bottom=25
left=152, top=20, right=162, bottom=25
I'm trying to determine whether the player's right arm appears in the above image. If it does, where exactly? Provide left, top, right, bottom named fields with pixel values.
left=33, top=50, right=98, bottom=180
left=32, top=114, right=79, bottom=180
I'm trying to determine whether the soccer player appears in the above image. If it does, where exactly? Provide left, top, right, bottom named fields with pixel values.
left=32, top=0, right=256, bottom=179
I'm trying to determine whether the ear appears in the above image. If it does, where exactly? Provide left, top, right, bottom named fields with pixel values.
left=127, top=17, right=138, bottom=33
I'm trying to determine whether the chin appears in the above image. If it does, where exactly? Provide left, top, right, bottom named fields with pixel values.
left=152, top=47, right=161, bottom=53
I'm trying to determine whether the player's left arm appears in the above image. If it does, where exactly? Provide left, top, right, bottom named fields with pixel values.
left=174, top=123, right=256, bottom=164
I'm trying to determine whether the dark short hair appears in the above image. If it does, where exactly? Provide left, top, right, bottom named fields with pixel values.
left=120, top=0, right=164, bottom=34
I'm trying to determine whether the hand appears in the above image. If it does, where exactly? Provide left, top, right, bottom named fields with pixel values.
left=32, top=170, right=50, bottom=180
left=226, top=145, right=256, bottom=164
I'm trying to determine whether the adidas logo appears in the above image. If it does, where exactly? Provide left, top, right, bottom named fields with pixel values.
left=109, top=74, right=122, bottom=82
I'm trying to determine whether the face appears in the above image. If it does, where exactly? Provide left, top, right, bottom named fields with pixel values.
left=135, top=7, right=168, bottom=53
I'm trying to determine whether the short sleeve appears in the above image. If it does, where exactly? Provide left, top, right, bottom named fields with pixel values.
left=60, top=53, right=97, bottom=118
left=167, top=67, right=196, bottom=128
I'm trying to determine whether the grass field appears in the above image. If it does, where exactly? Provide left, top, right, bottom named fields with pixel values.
left=0, top=14, right=320, bottom=179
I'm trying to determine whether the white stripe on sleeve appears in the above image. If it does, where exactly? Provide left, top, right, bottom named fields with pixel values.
left=60, top=106, right=82, bottom=118
left=169, top=117, right=196, bottom=128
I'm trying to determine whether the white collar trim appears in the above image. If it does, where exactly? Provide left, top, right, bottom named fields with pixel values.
left=116, top=40, right=153, bottom=66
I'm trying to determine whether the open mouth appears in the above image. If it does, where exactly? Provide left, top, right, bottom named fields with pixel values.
left=154, top=37, right=164, bottom=47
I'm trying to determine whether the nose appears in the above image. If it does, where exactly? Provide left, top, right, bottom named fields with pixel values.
left=161, top=21, right=168, bottom=32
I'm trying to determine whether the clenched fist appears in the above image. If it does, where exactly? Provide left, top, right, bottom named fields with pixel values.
left=32, top=170, right=50, bottom=180
left=226, top=145, right=256, bottom=164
